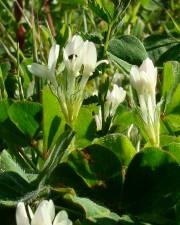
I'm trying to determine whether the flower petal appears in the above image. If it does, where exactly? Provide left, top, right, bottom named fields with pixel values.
left=48, top=44, right=60, bottom=71
left=139, top=58, right=154, bottom=74
left=28, top=63, right=50, bottom=78
left=94, top=108, right=102, bottom=131
left=31, top=200, right=52, bottom=225
left=53, top=210, right=72, bottom=225
left=48, top=199, right=55, bottom=222
left=28, top=205, right=34, bottom=220
left=82, top=41, right=97, bottom=75
left=65, top=35, right=84, bottom=56
left=16, top=202, right=30, bottom=225
left=130, top=65, right=140, bottom=90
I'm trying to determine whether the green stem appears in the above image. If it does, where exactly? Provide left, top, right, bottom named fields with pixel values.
left=17, top=43, right=25, bottom=101
left=103, top=22, right=113, bottom=56
left=18, top=147, right=38, bottom=172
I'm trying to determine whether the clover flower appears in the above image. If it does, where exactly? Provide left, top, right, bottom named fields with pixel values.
left=106, top=84, right=126, bottom=116
left=16, top=200, right=72, bottom=225
left=130, top=58, right=160, bottom=146
left=28, top=44, right=60, bottom=87
left=63, top=35, right=108, bottom=77
left=28, top=35, right=108, bottom=129
left=95, top=84, right=126, bottom=131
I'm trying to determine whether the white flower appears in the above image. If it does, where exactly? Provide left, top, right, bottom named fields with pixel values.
left=94, top=107, right=102, bottom=131
left=16, top=200, right=72, bottom=225
left=28, top=44, right=60, bottom=87
left=63, top=35, right=108, bottom=77
left=106, top=84, right=126, bottom=116
left=94, top=84, right=126, bottom=131
left=130, top=58, right=157, bottom=123
left=130, top=58, right=160, bottom=146
left=130, top=58, right=157, bottom=96
left=82, top=41, right=108, bottom=76
left=63, top=35, right=84, bottom=76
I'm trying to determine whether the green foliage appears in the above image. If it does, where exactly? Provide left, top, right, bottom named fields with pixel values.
left=108, top=35, right=148, bottom=74
left=0, top=0, right=179, bottom=224
left=122, top=148, right=180, bottom=224
left=74, top=104, right=97, bottom=148
left=108, top=35, right=148, bottom=66
left=43, top=87, right=65, bottom=150
left=161, top=61, right=180, bottom=134
left=8, top=102, right=42, bottom=137
left=93, top=133, right=136, bottom=167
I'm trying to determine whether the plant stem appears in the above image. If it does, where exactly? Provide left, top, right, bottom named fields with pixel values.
left=104, top=22, right=113, bottom=56
left=18, top=147, right=38, bottom=172
left=17, top=43, right=25, bottom=100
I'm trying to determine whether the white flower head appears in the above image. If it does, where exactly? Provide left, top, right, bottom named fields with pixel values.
left=63, top=35, right=108, bottom=77
left=28, top=44, right=60, bottom=87
left=130, top=58, right=160, bottom=147
left=82, top=41, right=108, bottom=76
left=16, top=200, right=72, bottom=225
left=94, top=107, right=102, bottom=131
left=106, top=84, right=126, bottom=115
left=130, top=58, right=157, bottom=95
left=63, top=35, right=84, bottom=76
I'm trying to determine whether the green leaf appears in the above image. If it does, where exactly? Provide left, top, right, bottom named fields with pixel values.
left=113, top=105, right=134, bottom=132
left=0, top=99, right=9, bottom=122
left=0, top=150, right=29, bottom=182
left=74, top=104, right=97, bottom=148
left=140, top=0, right=160, bottom=10
left=161, top=61, right=180, bottom=133
left=49, top=163, right=89, bottom=194
left=8, top=101, right=42, bottom=138
left=157, top=44, right=180, bottom=66
left=166, top=84, right=180, bottom=115
left=163, top=143, right=180, bottom=165
left=162, top=61, right=180, bottom=108
left=62, top=194, right=150, bottom=225
left=144, top=35, right=179, bottom=63
left=68, top=144, right=122, bottom=187
left=89, top=0, right=109, bottom=22
left=122, top=148, right=180, bottom=217
left=108, top=35, right=148, bottom=67
left=0, top=100, right=29, bottom=147
left=163, top=114, right=180, bottom=132
left=63, top=194, right=121, bottom=222
left=107, top=52, right=132, bottom=75
left=93, top=133, right=136, bottom=167
left=36, top=127, right=75, bottom=186
left=42, top=87, right=65, bottom=150
left=160, top=135, right=180, bottom=147
left=0, top=171, right=30, bottom=206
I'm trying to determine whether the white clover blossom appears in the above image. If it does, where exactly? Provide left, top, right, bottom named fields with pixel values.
left=28, top=35, right=108, bottom=128
left=28, top=44, right=60, bottom=87
left=63, top=35, right=108, bottom=77
left=16, top=200, right=72, bottom=225
left=82, top=40, right=108, bottom=76
left=130, top=58, right=157, bottom=98
left=106, top=84, right=126, bottom=116
left=130, top=58, right=159, bottom=146
left=63, top=35, right=84, bottom=76
left=95, top=84, right=126, bottom=131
